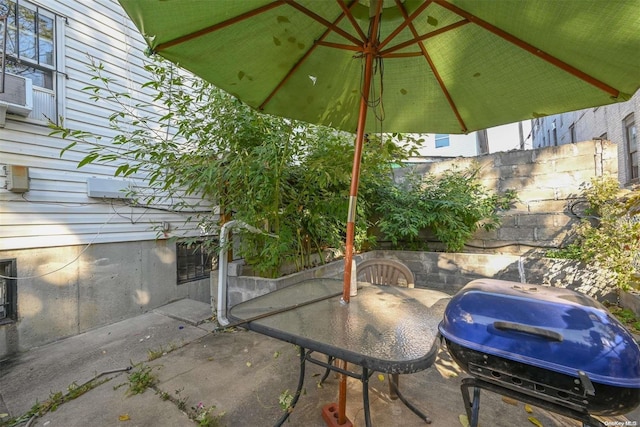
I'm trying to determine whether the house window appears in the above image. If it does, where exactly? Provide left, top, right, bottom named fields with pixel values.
left=435, top=134, right=449, bottom=148
left=1, top=0, right=60, bottom=122
left=0, top=259, right=17, bottom=323
left=625, top=114, right=637, bottom=181
left=177, top=241, right=213, bottom=284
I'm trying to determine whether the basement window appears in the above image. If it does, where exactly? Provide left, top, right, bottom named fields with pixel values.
left=177, top=241, right=213, bottom=284
left=0, top=259, right=17, bottom=323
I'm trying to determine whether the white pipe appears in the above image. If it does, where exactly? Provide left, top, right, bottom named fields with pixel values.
left=215, top=220, right=277, bottom=326
left=215, top=220, right=235, bottom=326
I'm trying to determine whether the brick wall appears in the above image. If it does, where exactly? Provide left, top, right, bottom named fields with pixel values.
left=390, top=139, right=618, bottom=255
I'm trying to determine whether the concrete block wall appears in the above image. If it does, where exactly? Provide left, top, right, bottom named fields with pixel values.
left=0, top=240, right=210, bottom=359
left=393, top=139, right=618, bottom=255
left=374, top=250, right=616, bottom=301
left=223, top=256, right=346, bottom=308
left=219, top=250, right=617, bottom=313
left=531, top=89, right=639, bottom=185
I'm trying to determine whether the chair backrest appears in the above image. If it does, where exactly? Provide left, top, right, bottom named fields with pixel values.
left=356, top=259, right=415, bottom=288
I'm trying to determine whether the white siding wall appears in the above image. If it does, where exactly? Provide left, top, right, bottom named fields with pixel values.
left=0, top=0, right=212, bottom=252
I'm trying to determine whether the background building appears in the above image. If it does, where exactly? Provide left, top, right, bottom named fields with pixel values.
left=409, top=120, right=533, bottom=162
left=531, top=90, right=639, bottom=185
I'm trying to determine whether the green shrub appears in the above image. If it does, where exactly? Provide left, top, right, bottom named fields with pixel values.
left=546, top=177, right=640, bottom=290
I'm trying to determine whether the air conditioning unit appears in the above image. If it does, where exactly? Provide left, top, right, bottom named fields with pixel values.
left=0, top=73, right=34, bottom=117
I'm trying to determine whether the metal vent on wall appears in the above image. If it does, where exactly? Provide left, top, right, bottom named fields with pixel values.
left=86, top=177, right=131, bottom=199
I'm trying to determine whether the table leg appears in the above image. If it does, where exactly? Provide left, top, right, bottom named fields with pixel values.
left=390, top=375, right=432, bottom=424
left=320, top=356, right=336, bottom=384
left=274, top=347, right=307, bottom=427
left=361, top=367, right=372, bottom=427
left=389, top=373, right=399, bottom=400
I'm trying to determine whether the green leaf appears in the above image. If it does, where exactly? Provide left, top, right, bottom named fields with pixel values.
left=78, top=153, right=99, bottom=168
left=60, top=141, right=77, bottom=157
left=115, top=164, right=129, bottom=176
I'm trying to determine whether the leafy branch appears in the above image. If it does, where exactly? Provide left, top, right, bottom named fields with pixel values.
left=50, top=55, right=420, bottom=277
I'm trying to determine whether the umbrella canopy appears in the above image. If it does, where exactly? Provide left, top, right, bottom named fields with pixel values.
left=117, top=2, right=640, bottom=423
left=119, top=0, right=639, bottom=135
left=118, top=0, right=640, bottom=299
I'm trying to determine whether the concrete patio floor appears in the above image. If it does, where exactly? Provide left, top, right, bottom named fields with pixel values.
left=0, top=299, right=637, bottom=427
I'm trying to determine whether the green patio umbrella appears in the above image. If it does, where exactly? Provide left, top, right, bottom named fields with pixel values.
left=117, top=0, right=640, bottom=423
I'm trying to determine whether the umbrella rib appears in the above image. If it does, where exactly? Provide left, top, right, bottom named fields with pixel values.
left=379, top=20, right=469, bottom=56
left=434, top=0, right=621, bottom=98
left=154, top=1, right=286, bottom=52
left=337, top=0, right=367, bottom=42
left=315, top=41, right=362, bottom=52
left=283, top=0, right=363, bottom=47
left=383, top=52, right=422, bottom=58
left=397, top=2, right=468, bottom=133
left=377, top=0, right=433, bottom=51
left=258, top=7, right=356, bottom=111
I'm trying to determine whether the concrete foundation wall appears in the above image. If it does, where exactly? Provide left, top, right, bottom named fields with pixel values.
left=393, top=139, right=618, bottom=255
left=5, top=242, right=615, bottom=359
left=0, top=240, right=210, bottom=359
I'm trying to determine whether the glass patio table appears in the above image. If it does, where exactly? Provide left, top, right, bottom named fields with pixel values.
left=227, top=278, right=451, bottom=427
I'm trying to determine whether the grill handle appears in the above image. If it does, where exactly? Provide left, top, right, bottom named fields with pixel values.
left=578, top=370, right=596, bottom=397
left=493, top=321, right=564, bottom=342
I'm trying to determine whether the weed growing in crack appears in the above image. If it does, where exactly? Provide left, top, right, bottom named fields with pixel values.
left=4, top=378, right=108, bottom=426
left=124, top=363, right=158, bottom=396
left=192, top=402, right=225, bottom=427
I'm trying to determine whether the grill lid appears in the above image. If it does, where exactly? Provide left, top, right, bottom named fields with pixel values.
left=439, top=279, right=640, bottom=388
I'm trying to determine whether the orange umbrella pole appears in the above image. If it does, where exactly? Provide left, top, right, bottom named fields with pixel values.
left=335, top=3, right=382, bottom=425
left=342, top=42, right=375, bottom=305
left=338, top=359, right=349, bottom=421
left=336, top=43, right=376, bottom=427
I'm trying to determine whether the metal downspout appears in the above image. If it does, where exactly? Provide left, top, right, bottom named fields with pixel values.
left=215, top=220, right=277, bottom=326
